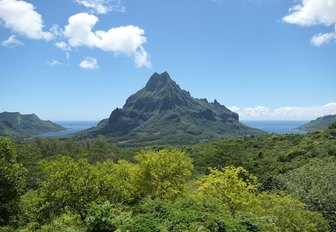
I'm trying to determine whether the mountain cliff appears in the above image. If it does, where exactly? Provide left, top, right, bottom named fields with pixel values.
left=80, top=72, right=264, bottom=145
left=0, top=112, right=65, bottom=139
left=297, top=114, right=336, bottom=131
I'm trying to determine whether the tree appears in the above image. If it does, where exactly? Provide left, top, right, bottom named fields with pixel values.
left=94, top=160, right=139, bottom=204
left=37, top=156, right=98, bottom=222
left=196, top=166, right=258, bottom=212
left=134, top=149, right=193, bottom=199
left=195, top=166, right=329, bottom=231
left=0, top=138, right=26, bottom=226
left=253, top=193, right=329, bottom=232
left=281, top=157, right=336, bottom=230
left=86, top=201, right=127, bottom=232
left=35, top=157, right=138, bottom=224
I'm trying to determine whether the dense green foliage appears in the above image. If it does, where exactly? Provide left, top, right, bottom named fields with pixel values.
left=0, top=112, right=65, bottom=140
left=1, top=124, right=336, bottom=231
left=186, top=124, right=336, bottom=191
left=134, top=149, right=193, bottom=199
left=4, top=153, right=329, bottom=231
left=297, top=114, right=336, bottom=131
left=281, top=157, right=336, bottom=230
left=0, top=138, right=27, bottom=226
left=78, top=72, right=264, bottom=145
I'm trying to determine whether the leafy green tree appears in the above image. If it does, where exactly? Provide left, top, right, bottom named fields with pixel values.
left=134, top=149, right=193, bottom=199
left=17, top=190, right=41, bottom=227
left=37, top=156, right=98, bottom=222
left=86, top=201, right=128, bottom=232
left=31, top=137, right=65, bottom=158
left=0, top=137, right=26, bottom=226
left=164, top=198, right=272, bottom=232
left=94, top=160, right=139, bottom=204
left=18, top=213, right=86, bottom=232
left=34, top=157, right=137, bottom=224
left=196, top=166, right=329, bottom=231
left=281, top=157, right=336, bottom=230
left=95, top=135, right=107, bottom=148
left=253, top=193, right=329, bottom=232
left=196, top=166, right=258, bottom=212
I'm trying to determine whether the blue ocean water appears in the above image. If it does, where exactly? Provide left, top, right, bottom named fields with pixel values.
left=38, top=120, right=308, bottom=137
left=39, top=121, right=99, bottom=137
left=242, top=120, right=308, bottom=134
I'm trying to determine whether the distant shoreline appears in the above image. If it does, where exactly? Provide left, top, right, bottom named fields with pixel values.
left=38, top=120, right=308, bottom=138
left=242, top=120, right=308, bottom=135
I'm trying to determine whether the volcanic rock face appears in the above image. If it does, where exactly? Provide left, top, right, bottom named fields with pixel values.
left=82, top=72, right=264, bottom=145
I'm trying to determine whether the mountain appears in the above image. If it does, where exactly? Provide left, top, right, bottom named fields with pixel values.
left=297, top=114, right=336, bottom=131
left=79, top=72, right=265, bottom=145
left=0, top=112, right=65, bottom=139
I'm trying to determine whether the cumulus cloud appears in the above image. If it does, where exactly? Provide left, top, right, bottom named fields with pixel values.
left=1, top=34, right=22, bottom=47
left=311, top=28, right=336, bottom=46
left=229, top=102, right=336, bottom=120
left=79, top=57, right=98, bottom=69
left=283, top=0, right=336, bottom=45
left=74, top=0, right=125, bottom=14
left=283, top=0, right=336, bottom=26
left=0, top=0, right=53, bottom=40
left=63, top=13, right=151, bottom=68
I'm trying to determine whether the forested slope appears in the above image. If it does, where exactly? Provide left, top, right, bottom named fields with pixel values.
left=1, top=123, right=336, bottom=231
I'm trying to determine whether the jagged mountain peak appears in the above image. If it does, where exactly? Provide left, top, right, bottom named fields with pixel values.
left=123, top=72, right=190, bottom=112
left=80, top=72, right=265, bottom=145
left=145, top=72, right=173, bottom=91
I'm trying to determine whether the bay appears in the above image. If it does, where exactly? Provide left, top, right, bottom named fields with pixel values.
left=38, top=121, right=99, bottom=137
left=242, top=120, right=308, bottom=134
left=38, top=120, right=308, bottom=138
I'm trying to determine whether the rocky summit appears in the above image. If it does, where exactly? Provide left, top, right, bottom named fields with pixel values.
left=80, top=72, right=265, bottom=145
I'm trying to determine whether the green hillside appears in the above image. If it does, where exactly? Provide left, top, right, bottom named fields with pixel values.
left=0, top=112, right=65, bottom=139
left=297, top=114, right=336, bottom=131
left=1, top=124, right=336, bottom=231
left=78, top=72, right=265, bottom=145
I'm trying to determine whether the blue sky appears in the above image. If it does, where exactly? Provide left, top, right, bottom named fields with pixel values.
left=0, top=0, right=336, bottom=120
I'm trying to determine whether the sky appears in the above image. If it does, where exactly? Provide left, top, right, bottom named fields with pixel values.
left=0, top=0, right=336, bottom=121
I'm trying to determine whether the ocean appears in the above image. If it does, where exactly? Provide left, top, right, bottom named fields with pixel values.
left=38, top=120, right=308, bottom=137
left=39, top=121, right=99, bottom=137
left=242, top=120, right=308, bottom=134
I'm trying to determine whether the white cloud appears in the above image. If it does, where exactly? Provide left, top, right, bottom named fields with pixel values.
left=283, top=0, right=336, bottom=45
left=64, top=13, right=99, bottom=47
left=74, top=0, right=125, bottom=14
left=63, top=13, right=151, bottom=68
left=55, top=41, right=71, bottom=51
left=283, top=0, right=336, bottom=26
left=48, top=59, right=62, bottom=67
left=228, top=106, right=240, bottom=114
left=229, top=102, right=336, bottom=120
left=311, top=29, right=336, bottom=46
left=79, top=57, right=99, bottom=69
left=244, top=106, right=270, bottom=118
left=0, top=0, right=53, bottom=40
left=1, top=34, right=22, bottom=47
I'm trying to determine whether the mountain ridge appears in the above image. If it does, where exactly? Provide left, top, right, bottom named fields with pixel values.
left=78, top=72, right=265, bottom=145
left=0, top=112, right=66, bottom=140
left=297, top=114, right=336, bottom=131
